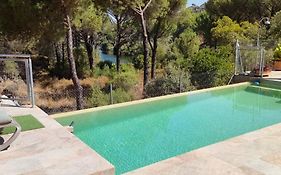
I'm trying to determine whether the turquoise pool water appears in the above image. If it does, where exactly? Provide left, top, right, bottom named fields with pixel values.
left=56, top=84, right=281, bottom=174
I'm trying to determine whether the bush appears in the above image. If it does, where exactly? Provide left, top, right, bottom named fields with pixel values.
left=111, top=64, right=138, bottom=91
left=145, top=64, right=194, bottom=98
left=274, top=43, right=281, bottom=59
left=112, top=88, right=132, bottom=103
left=74, top=47, right=92, bottom=78
left=0, top=61, right=20, bottom=80
left=93, top=65, right=115, bottom=78
left=132, top=55, right=144, bottom=69
left=88, top=64, right=138, bottom=107
left=97, top=60, right=114, bottom=69
left=190, top=46, right=234, bottom=88
left=87, top=85, right=109, bottom=107
left=48, top=61, right=70, bottom=79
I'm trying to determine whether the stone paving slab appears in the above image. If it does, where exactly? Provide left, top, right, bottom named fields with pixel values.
left=0, top=106, right=114, bottom=175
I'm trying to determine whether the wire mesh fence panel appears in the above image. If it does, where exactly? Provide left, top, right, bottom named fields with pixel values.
left=235, top=40, right=275, bottom=76
left=235, top=41, right=261, bottom=75
left=0, top=58, right=32, bottom=106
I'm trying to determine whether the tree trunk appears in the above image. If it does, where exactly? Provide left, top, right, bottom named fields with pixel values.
left=115, top=17, right=121, bottom=72
left=151, top=36, right=157, bottom=79
left=85, top=42, right=94, bottom=70
left=140, top=12, right=149, bottom=87
left=82, top=32, right=94, bottom=70
left=62, top=42, right=65, bottom=63
left=65, top=14, right=83, bottom=110
left=149, top=20, right=161, bottom=80
left=114, top=45, right=121, bottom=72
left=54, top=43, right=61, bottom=63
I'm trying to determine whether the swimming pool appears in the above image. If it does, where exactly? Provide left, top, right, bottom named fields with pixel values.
left=55, top=83, right=281, bottom=174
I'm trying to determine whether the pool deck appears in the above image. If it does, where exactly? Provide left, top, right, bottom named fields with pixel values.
left=0, top=105, right=114, bottom=175
left=267, top=71, right=281, bottom=80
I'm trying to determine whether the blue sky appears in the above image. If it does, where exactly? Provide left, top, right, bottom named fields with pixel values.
left=188, top=0, right=208, bottom=6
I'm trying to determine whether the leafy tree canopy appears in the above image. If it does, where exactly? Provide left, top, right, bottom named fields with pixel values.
left=211, top=16, right=258, bottom=45
left=206, top=0, right=281, bottom=22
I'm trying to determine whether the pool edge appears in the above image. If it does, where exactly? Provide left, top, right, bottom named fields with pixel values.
left=50, top=82, right=250, bottom=119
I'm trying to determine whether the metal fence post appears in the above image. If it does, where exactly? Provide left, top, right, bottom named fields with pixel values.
left=28, top=57, right=35, bottom=107
left=110, top=83, right=113, bottom=104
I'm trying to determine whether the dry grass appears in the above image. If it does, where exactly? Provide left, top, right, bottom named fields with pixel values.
left=1, top=74, right=143, bottom=114
left=34, top=77, right=111, bottom=114
left=0, top=79, right=28, bottom=97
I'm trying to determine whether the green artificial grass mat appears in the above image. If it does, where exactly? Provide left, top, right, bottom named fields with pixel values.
left=1, top=115, right=44, bottom=135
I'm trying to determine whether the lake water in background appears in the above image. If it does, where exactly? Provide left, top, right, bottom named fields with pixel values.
left=99, top=50, right=129, bottom=64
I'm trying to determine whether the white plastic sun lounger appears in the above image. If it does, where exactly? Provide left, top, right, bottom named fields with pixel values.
left=0, top=111, right=21, bottom=151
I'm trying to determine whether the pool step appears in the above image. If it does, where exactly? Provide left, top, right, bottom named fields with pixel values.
left=260, top=79, right=281, bottom=89
left=246, top=84, right=281, bottom=99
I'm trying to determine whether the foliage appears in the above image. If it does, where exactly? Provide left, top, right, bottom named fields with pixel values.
left=111, top=64, right=138, bottom=91
left=155, top=37, right=175, bottom=67
left=1, top=61, right=20, bottom=79
left=88, top=85, right=109, bottom=107
left=48, top=61, right=70, bottom=79
left=274, top=44, right=281, bottom=60
left=190, top=46, right=234, bottom=88
left=112, top=88, right=133, bottom=103
left=74, top=47, right=92, bottom=78
left=270, top=10, right=281, bottom=40
left=72, top=0, right=102, bottom=32
left=97, top=61, right=114, bottom=69
left=144, top=63, right=193, bottom=98
left=132, top=55, right=144, bottom=69
left=174, top=29, right=200, bottom=58
left=0, top=1, right=47, bottom=41
left=88, top=63, right=138, bottom=106
left=211, top=16, right=258, bottom=45
left=206, top=0, right=281, bottom=22
left=173, top=8, right=197, bottom=38
left=195, top=11, right=213, bottom=46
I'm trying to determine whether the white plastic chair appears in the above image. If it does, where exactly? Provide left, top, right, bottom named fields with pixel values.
left=0, top=111, right=21, bottom=151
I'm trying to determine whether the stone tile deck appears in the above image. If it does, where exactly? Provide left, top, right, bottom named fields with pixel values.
left=267, top=71, right=281, bottom=80
left=125, top=122, right=281, bottom=175
left=0, top=106, right=114, bottom=175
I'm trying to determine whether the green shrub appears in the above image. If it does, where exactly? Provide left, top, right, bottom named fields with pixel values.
left=145, top=64, right=194, bottom=98
left=93, top=65, right=115, bottom=78
left=112, top=88, right=132, bottom=103
left=132, top=55, right=144, bottom=69
left=111, top=64, right=138, bottom=91
left=97, top=60, right=114, bottom=69
left=274, top=43, right=281, bottom=60
left=87, top=85, right=109, bottom=107
left=48, top=61, right=70, bottom=79
left=74, top=47, right=92, bottom=78
left=88, top=64, right=138, bottom=106
left=190, top=46, right=234, bottom=88
left=1, top=61, right=20, bottom=79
